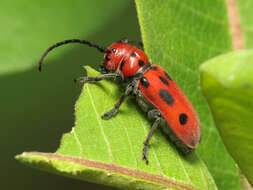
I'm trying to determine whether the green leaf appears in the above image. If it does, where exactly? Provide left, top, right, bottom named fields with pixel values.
left=0, top=0, right=128, bottom=75
left=17, top=67, right=217, bottom=190
left=237, top=0, right=253, bottom=48
left=135, top=0, right=241, bottom=189
left=200, top=50, right=253, bottom=186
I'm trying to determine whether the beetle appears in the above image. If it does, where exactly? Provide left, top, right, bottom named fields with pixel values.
left=38, top=38, right=201, bottom=164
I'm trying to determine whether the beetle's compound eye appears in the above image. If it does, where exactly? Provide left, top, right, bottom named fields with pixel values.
left=105, top=55, right=110, bottom=61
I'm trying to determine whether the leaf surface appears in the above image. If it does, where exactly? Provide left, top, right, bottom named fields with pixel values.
left=17, top=67, right=217, bottom=190
left=200, top=50, right=253, bottom=186
left=237, top=0, right=253, bottom=48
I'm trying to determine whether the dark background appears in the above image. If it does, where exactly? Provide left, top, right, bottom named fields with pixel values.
left=0, top=2, right=141, bottom=190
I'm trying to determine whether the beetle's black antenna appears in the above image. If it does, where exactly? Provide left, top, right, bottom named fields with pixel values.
left=38, top=39, right=111, bottom=71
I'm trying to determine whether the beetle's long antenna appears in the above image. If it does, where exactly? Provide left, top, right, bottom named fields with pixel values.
left=38, top=39, right=111, bottom=71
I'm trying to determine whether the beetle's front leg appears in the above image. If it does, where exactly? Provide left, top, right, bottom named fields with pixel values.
left=74, top=73, right=122, bottom=83
left=102, top=82, right=135, bottom=119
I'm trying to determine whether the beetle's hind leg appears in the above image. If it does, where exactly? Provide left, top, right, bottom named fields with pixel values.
left=142, top=109, right=162, bottom=164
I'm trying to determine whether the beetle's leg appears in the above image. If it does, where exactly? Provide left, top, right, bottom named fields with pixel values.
left=142, top=109, right=162, bottom=164
left=118, top=38, right=143, bottom=49
left=102, top=82, right=134, bottom=119
left=74, top=73, right=122, bottom=83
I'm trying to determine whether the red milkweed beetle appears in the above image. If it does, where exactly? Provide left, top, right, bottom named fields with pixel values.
left=38, top=38, right=201, bottom=164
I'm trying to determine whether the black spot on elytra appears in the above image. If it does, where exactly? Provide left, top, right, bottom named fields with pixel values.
left=179, top=113, right=188, bottom=125
left=159, top=76, right=169, bottom=85
left=105, top=55, right=110, bottom=61
left=119, top=59, right=125, bottom=71
left=131, top=52, right=136, bottom=57
left=159, top=89, right=174, bottom=106
left=164, top=71, right=172, bottom=80
left=112, top=48, right=116, bottom=53
left=140, top=77, right=149, bottom=88
left=138, top=60, right=145, bottom=66
left=150, top=66, right=158, bottom=70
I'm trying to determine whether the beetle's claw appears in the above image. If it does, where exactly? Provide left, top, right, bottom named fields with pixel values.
left=142, top=145, right=149, bottom=164
left=102, top=108, right=117, bottom=119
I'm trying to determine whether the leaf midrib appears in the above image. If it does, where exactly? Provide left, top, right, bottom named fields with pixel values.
left=23, top=152, right=201, bottom=190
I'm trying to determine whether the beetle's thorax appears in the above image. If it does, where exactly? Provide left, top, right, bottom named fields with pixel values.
left=103, top=43, right=149, bottom=78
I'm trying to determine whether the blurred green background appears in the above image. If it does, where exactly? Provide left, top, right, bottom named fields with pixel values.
left=0, top=1, right=140, bottom=189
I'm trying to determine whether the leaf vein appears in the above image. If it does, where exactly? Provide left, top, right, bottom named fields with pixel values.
left=199, top=162, right=208, bottom=190
left=72, top=128, right=84, bottom=157
left=86, top=84, right=114, bottom=163
left=176, top=152, right=191, bottom=183
left=173, top=0, right=227, bottom=25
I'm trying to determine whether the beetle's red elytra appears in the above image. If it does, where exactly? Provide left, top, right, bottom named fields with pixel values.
left=38, top=38, right=201, bottom=164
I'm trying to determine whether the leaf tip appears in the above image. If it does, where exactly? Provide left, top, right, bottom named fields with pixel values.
left=15, top=152, right=35, bottom=166
left=15, top=152, right=27, bottom=161
left=83, top=66, right=100, bottom=77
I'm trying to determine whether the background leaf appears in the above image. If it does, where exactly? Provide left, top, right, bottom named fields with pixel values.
left=200, top=50, right=253, bottom=186
left=17, top=66, right=218, bottom=190
left=135, top=0, right=241, bottom=189
left=237, top=0, right=253, bottom=48
left=0, top=0, right=128, bottom=75
left=1, top=1, right=139, bottom=190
